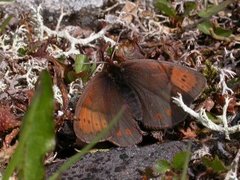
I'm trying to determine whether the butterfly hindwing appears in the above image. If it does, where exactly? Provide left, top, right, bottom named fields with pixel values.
left=74, top=72, right=142, bottom=146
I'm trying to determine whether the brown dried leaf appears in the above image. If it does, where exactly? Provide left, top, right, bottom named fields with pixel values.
left=114, top=39, right=145, bottom=61
left=213, top=94, right=237, bottom=114
left=202, top=97, right=215, bottom=112
left=142, top=39, right=184, bottom=61
left=120, top=1, right=138, bottom=24
left=180, top=128, right=197, bottom=139
left=4, top=128, right=19, bottom=147
left=0, top=104, right=20, bottom=133
left=180, top=122, right=198, bottom=139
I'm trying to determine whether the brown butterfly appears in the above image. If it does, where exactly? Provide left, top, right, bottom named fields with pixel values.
left=74, top=59, right=206, bottom=146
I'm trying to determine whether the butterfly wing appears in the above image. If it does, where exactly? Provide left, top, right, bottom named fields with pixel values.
left=122, top=59, right=206, bottom=129
left=74, top=72, right=142, bottom=146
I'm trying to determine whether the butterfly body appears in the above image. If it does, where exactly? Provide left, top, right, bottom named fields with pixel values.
left=74, top=59, right=206, bottom=146
left=105, top=63, right=143, bottom=121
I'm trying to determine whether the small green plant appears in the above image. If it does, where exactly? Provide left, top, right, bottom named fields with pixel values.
left=202, top=155, right=229, bottom=174
left=202, top=60, right=218, bottom=94
left=0, top=15, right=12, bottom=34
left=154, top=0, right=176, bottom=18
left=197, top=0, right=238, bottom=41
left=74, top=54, right=90, bottom=74
left=155, top=150, right=191, bottom=179
left=66, top=54, right=96, bottom=83
left=154, top=0, right=239, bottom=41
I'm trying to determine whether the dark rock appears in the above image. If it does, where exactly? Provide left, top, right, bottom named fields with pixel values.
left=46, top=141, right=191, bottom=179
left=1, top=0, right=113, bottom=29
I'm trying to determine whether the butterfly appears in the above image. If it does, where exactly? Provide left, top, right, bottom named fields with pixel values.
left=74, top=59, right=206, bottom=146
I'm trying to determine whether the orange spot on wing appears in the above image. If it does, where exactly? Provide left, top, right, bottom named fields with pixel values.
left=77, top=107, right=107, bottom=134
left=165, top=108, right=172, bottom=117
left=154, top=113, right=162, bottom=121
left=171, top=68, right=197, bottom=92
left=125, top=128, right=132, bottom=136
left=117, top=130, right=122, bottom=137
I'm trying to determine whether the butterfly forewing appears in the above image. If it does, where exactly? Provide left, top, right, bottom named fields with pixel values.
left=74, top=72, right=142, bottom=146
left=122, top=59, right=206, bottom=129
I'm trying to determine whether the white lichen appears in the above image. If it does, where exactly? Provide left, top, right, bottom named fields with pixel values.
left=224, top=149, right=240, bottom=180
left=17, top=59, right=48, bottom=89
left=53, top=85, right=63, bottom=107
left=0, top=25, right=28, bottom=59
left=30, top=4, right=44, bottom=40
left=172, top=93, right=240, bottom=140
left=68, top=79, right=84, bottom=97
left=218, top=68, right=236, bottom=95
left=191, top=145, right=211, bottom=161
left=0, top=79, right=7, bottom=93
left=30, top=4, right=116, bottom=57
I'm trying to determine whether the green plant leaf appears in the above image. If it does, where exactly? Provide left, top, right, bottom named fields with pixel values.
left=3, top=70, right=55, bottom=180
left=197, top=21, right=212, bottom=35
left=74, top=54, right=90, bottom=74
left=172, top=151, right=191, bottom=171
left=17, top=47, right=27, bottom=57
left=65, top=70, right=76, bottom=83
left=0, top=15, right=12, bottom=34
left=197, top=21, right=233, bottom=41
left=214, top=27, right=232, bottom=37
left=180, top=145, right=191, bottom=180
left=202, top=156, right=228, bottom=173
left=227, top=77, right=240, bottom=88
left=206, top=112, right=221, bottom=124
left=198, top=0, right=233, bottom=19
left=73, top=54, right=95, bottom=83
left=154, top=0, right=176, bottom=17
left=184, top=2, right=196, bottom=16
left=155, top=159, right=171, bottom=174
left=203, top=60, right=218, bottom=80
left=90, top=61, right=97, bottom=73
left=107, top=47, right=114, bottom=56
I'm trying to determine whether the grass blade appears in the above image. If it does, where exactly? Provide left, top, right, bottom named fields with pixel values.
left=3, top=70, right=55, bottom=180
